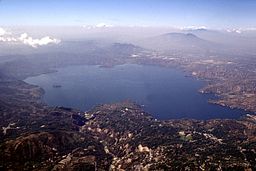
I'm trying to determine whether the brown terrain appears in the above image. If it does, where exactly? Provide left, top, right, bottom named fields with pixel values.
left=0, top=43, right=256, bottom=170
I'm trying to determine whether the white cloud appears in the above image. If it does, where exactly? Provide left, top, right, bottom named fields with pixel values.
left=0, top=28, right=6, bottom=36
left=226, top=28, right=242, bottom=34
left=0, top=27, right=11, bottom=36
left=0, top=27, right=17, bottom=42
left=0, top=37, right=17, bottom=42
left=95, top=23, right=113, bottom=28
left=0, top=28, right=61, bottom=48
left=181, top=26, right=207, bottom=30
left=19, top=33, right=61, bottom=48
left=83, top=23, right=114, bottom=29
left=226, top=28, right=256, bottom=34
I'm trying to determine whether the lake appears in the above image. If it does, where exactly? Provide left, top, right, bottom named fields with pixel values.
left=24, top=64, right=246, bottom=120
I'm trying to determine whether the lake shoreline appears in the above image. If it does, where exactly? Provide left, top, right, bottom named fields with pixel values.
left=24, top=63, right=248, bottom=120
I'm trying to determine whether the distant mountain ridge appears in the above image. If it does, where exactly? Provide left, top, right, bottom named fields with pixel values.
left=136, top=32, right=218, bottom=53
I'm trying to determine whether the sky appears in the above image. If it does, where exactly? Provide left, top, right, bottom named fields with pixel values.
left=0, top=0, right=256, bottom=29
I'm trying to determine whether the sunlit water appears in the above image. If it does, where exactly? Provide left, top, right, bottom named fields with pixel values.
left=25, top=64, right=246, bottom=120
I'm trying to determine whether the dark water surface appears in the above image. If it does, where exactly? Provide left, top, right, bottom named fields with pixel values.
left=24, top=64, right=246, bottom=120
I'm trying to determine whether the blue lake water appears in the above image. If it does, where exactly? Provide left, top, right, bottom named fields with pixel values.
left=24, top=64, right=246, bottom=120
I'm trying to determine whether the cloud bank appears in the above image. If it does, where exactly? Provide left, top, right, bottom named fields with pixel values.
left=19, top=33, right=60, bottom=48
left=0, top=27, right=61, bottom=48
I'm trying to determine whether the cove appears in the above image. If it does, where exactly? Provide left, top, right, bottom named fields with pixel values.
left=24, top=64, right=246, bottom=120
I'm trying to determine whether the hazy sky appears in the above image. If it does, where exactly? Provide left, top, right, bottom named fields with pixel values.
left=0, top=0, right=255, bottom=29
